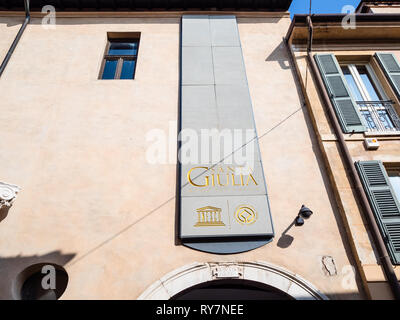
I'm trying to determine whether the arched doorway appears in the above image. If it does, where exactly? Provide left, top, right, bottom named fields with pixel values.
left=138, top=262, right=327, bottom=300
left=171, top=279, right=294, bottom=300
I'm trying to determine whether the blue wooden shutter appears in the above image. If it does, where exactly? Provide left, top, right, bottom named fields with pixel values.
left=356, top=160, right=400, bottom=265
left=375, top=53, right=400, bottom=100
left=314, top=54, right=367, bottom=133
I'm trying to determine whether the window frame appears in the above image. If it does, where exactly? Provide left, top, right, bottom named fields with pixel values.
left=386, top=165, right=400, bottom=202
left=339, top=60, right=400, bottom=133
left=341, top=63, right=388, bottom=102
left=99, top=36, right=140, bottom=80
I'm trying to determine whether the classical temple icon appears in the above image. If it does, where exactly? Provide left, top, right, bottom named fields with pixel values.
left=194, top=206, right=225, bottom=227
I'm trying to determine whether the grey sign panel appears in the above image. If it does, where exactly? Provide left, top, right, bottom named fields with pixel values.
left=213, top=47, right=247, bottom=85
left=209, top=15, right=241, bottom=47
left=181, top=161, right=266, bottom=197
left=181, top=15, right=211, bottom=47
left=181, top=46, right=214, bottom=85
left=215, top=85, right=255, bottom=130
left=181, top=195, right=274, bottom=239
left=181, top=85, right=218, bottom=130
left=179, top=15, right=274, bottom=250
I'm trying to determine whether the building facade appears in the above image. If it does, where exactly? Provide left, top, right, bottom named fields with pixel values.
left=0, top=0, right=399, bottom=300
left=287, top=0, right=400, bottom=299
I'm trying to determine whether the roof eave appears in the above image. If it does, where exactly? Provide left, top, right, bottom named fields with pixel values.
left=286, top=13, right=400, bottom=44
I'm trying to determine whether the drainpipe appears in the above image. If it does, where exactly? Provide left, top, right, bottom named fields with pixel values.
left=306, top=15, right=313, bottom=53
left=0, top=0, right=30, bottom=77
left=289, top=15, right=400, bottom=300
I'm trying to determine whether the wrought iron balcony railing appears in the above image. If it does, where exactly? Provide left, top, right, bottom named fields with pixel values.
left=356, top=100, right=400, bottom=133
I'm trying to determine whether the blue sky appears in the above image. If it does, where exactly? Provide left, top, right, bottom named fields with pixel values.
left=289, top=0, right=361, bottom=18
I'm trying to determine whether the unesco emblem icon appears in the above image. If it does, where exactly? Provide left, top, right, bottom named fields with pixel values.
left=235, top=205, right=257, bottom=225
left=194, top=206, right=225, bottom=227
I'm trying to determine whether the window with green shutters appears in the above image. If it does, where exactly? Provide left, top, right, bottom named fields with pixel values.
left=314, top=53, right=367, bottom=133
left=375, top=53, right=400, bottom=101
left=340, top=63, right=400, bottom=132
left=355, top=160, right=400, bottom=265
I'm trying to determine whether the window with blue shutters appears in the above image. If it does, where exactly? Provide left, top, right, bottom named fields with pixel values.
left=356, top=161, right=400, bottom=265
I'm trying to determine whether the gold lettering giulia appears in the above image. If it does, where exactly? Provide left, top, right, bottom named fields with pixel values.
left=187, top=166, right=258, bottom=188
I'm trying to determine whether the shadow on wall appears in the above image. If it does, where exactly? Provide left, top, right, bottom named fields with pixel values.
left=277, top=220, right=296, bottom=248
left=265, top=41, right=291, bottom=70
left=0, top=250, right=75, bottom=299
left=0, top=206, right=11, bottom=223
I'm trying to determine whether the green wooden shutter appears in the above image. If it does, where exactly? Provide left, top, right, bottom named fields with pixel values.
left=355, top=160, right=400, bottom=265
left=375, top=53, right=400, bottom=100
left=314, top=54, right=367, bottom=133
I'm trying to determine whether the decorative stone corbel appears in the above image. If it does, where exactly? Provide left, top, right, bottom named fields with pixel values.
left=0, top=182, right=21, bottom=210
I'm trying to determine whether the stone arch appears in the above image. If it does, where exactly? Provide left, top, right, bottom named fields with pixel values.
left=138, top=261, right=328, bottom=300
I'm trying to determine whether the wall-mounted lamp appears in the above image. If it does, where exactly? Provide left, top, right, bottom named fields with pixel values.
left=295, top=205, right=313, bottom=226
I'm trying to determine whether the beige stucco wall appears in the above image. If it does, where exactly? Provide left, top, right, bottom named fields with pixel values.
left=0, top=14, right=362, bottom=299
left=0, top=17, right=24, bottom=67
left=293, top=48, right=400, bottom=300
